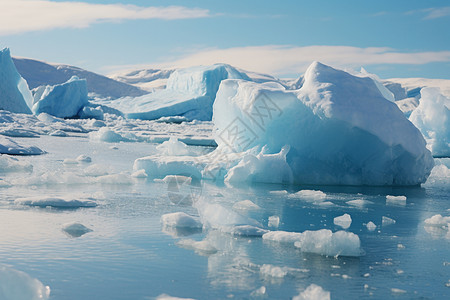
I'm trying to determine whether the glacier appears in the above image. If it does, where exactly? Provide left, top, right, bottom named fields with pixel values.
left=0, top=48, right=33, bottom=114
left=32, top=76, right=89, bottom=118
left=96, top=64, right=249, bottom=121
left=135, top=62, right=434, bottom=186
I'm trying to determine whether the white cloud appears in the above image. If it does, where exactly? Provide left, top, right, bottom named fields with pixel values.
left=108, top=45, right=450, bottom=77
left=0, top=0, right=210, bottom=35
left=423, top=7, right=450, bottom=19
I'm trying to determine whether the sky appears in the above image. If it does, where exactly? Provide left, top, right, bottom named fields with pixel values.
left=0, top=0, right=449, bottom=79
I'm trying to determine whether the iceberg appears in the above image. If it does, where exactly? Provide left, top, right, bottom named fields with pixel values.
left=97, top=64, right=248, bottom=121
left=0, top=48, right=33, bottom=114
left=0, top=265, right=50, bottom=300
left=212, top=62, right=434, bottom=185
left=409, top=88, right=450, bottom=157
left=32, top=76, right=89, bottom=118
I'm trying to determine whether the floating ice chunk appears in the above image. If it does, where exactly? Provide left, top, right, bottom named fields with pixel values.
left=0, top=265, right=50, bottom=300
left=228, top=225, right=268, bottom=237
left=0, top=136, right=44, bottom=155
left=260, top=264, right=288, bottom=278
left=269, top=190, right=288, bottom=195
left=15, top=196, right=97, bottom=208
left=131, top=169, right=148, bottom=178
left=83, top=164, right=111, bottom=177
left=292, top=284, right=330, bottom=300
left=250, top=286, right=267, bottom=298
left=161, top=212, right=202, bottom=229
left=0, top=48, right=33, bottom=114
left=49, top=130, right=67, bottom=137
left=409, top=87, right=450, bottom=157
left=386, top=195, right=407, bottom=206
left=0, top=127, right=39, bottom=138
left=161, top=175, right=192, bottom=184
left=262, top=231, right=303, bottom=244
left=382, top=216, right=396, bottom=226
left=196, top=201, right=261, bottom=229
left=294, top=229, right=361, bottom=257
left=78, top=105, right=104, bottom=120
left=62, top=222, right=92, bottom=238
left=268, top=215, right=280, bottom=228
left=63, top=158, right=78, bottom=165
left=346, top=199, right=373, bottom=208
left=366, top=221, right=377, bottom=231
left=289, top=190, right=327, bottom=201
left=232, top=200, right=261, bottom=211
left=156, top=137, right=191, bottom=156
left=95, top=173, right=133, bottom=185
left=32, top=76, right=88, bottom=118
left=0, top=155, right=33, bottom=172
left=88, top=127, right=129, bottom=143
left=391, top=288, right=407, bottom=294
left=176, top=239, right=217, bottom=255
left=156, top=294, right=196, bottom=300
left=76, top=155, right=92, bottom=163
left=334, top=214, right=352, bottom=229
left=424, top=214, right=450, bottom=228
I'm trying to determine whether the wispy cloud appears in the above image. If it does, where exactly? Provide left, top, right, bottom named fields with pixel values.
left=108, top=45, right=450, bottom=77
left=0, top=0, right=210, bottom=35
left=422, top=7, right=450, bottom=19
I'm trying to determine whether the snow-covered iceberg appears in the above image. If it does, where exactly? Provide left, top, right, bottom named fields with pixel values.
left=32, top=76, right=88, bottom=118
left=409, top=88, right=449, bottom=157
left=212, top=62, right=434, bottom=185
left=0, top=48, right=33, bottom=114
left=97, top=64, right=249, bottom=121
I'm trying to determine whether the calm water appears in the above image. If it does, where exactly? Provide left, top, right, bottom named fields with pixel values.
left=0, top=136, right=449, bottom=299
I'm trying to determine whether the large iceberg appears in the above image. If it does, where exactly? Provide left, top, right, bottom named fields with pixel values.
left=409, top=88, right=449, bottom=157
left=0, top=48, right=32, bottom=114
left=135, top=62, right=433, bottom=186
left=97, top=64, right=249, bottom=121
left=32, top=76, right=88, bottom=118
left=212, top=62, right=434, bottom=186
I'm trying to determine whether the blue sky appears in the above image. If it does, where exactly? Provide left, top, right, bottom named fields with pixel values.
left=1, top=0, right=449, bottom=79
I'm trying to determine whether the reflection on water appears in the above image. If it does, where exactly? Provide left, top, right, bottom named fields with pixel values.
left=0, top=140, right=448, bottom=299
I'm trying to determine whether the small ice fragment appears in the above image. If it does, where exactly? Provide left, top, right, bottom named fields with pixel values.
left=386, top=195, right=407, bottom=206
left=342, top=274, right=350, bottom=279
left=364, top=284, right=369, bottom=289
left=156, top=137, right=190, bottom=156
left=63, top=158, right=78, bottom=165
left=334, top=213, right=352, bottom=229
left=366, top=221, right=376, bottom=231
left=250, top=286, right=266, bottom=298
left=347, top=199, right=373, bottom=207
left=176, top=239, right=217, bottom=255
left=229, top=225, right=268, bottom=237
left=0, top=265, right=51, bottom=300
left=397, top=244, right=405, bottom=249
left=76, top=155, right=92, bottom=163
left=109, top=145, right=119, bottom=150
left=15, top=196, right=97, bottom=208
left=84, top=164, right=110, bottom=176
left=232, top=200, right=261, bottom=211
left=292, top=284, right=330, bottom=300
left=62, top=222, right=92, bottom=238
left=260, top=264, right=288, bottom=278
left=290, top=190, right=326, bottom=201
left=363, top=273, right=370, bottom=277
left=262, top=231, right=302, bottom=244
left=268, top=215, right=280, bottom=228
left=161, top=212, right=202, bottom=229
left=382, top=216, right=396, bottom=226
left=396, top=269, right=404, bottom=274
left=49, top=130, right=67, bottom=137
left=269, top=190, right=288, bottom=195
left=132, top=169, right=148, bottom=178
left=391, top=288, right=406, bottom=294
left=156, top=294, right=196, bottom=300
